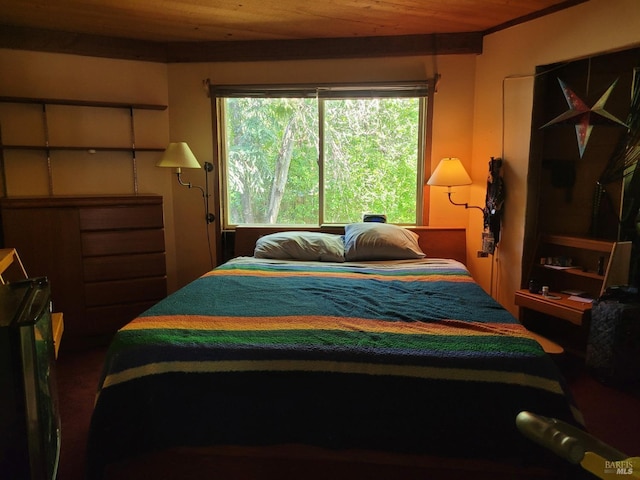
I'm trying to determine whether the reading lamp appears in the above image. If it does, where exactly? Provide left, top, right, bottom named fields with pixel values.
left=427, top=157, right=483, bottom=213
left=157, top=142, right=215, bottom=224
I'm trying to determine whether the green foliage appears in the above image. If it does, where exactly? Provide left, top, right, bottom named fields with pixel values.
left=225, top=98, right=318, bottom=224
left=224, top=96, right=421, bottom=225
left=323, top=98, right=419, bottom=223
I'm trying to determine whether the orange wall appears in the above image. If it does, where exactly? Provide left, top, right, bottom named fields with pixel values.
left=166, top=54, right=476, bottom=286
left=471, top=0, right=640, bottom=314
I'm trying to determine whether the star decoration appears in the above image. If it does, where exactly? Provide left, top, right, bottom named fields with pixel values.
left=541, top=78, right=629, bottom=157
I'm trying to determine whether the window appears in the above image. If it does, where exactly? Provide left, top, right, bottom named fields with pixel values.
left=212, top=82, right=429, bottom=227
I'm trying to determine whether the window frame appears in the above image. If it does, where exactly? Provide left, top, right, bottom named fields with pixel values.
left=211, top=81, right=431, bottom=229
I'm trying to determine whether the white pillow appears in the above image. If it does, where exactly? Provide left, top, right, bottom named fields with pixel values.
left=344, top=223, right=425, bottom=261
left=254, top=231, right=345, bottom=262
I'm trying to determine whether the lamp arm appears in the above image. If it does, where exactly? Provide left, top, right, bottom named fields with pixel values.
left=176, top=171, right=198, bottom=190
left=447, top=192, right=484, bottom=213
left=176, top=172, right=204, bottom=196
left=176, top=170, right=215, bottom=224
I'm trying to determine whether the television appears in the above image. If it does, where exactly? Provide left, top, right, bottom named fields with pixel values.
left=0, top=277, right=61, bottom=480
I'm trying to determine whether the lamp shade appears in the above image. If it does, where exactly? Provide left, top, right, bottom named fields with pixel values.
left=427, top=157, right=472, bottom=187
left=157, top=142, right=201, bottom=169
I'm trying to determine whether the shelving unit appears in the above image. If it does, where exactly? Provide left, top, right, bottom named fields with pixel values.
left=515, top=234, right=632, bottom=327
left=0, top=96, right=167, bottom=195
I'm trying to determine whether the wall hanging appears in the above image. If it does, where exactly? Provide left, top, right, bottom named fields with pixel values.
left=541, top=77, right=629, bottom=158
left=483, top=157, right=504, bottom=254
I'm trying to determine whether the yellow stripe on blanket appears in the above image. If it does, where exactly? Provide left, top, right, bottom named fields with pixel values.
left=123, top=315, right=534, bottom=339
left=100, top=358, right=565, bottom=397
left=203, top=269, right=473, bottom=283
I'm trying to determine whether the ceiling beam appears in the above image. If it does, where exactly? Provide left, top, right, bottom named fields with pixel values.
left=0, top=25, right=482, bottom=63
left=0, top=25, right=167, bottom=62
left=166, top=33, right=483, bottom=62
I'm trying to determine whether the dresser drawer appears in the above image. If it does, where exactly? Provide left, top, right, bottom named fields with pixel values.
left=79, top=205, right=163, bottom=231
left=85, top=277, right=166, bottom=307
left=83, top=253, right=166, bottom=282
left=82, top=229, right=165, bottom=257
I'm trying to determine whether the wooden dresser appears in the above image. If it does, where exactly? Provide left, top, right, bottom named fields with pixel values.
left=0, top=195, right=167, bottom=348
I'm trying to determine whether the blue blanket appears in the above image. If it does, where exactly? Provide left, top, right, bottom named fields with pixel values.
left=87, top=258, right=581, bottom=477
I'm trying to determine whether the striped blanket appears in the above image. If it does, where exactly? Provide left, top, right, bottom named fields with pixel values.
left=87, top=257, right=581, bottom=477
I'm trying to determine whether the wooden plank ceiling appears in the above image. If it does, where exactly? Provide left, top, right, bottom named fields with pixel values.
left=0, top=0, right=588, bottom=62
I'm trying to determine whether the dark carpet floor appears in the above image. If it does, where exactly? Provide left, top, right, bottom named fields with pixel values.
left=54, top=347, right=640, bottom=479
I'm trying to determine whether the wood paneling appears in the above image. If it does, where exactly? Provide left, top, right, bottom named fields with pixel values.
left=411, top=227, right=467, bottom=265
left=0, top=1, right=588, bottom=61
left=0, top=1, right=585, bottom=43
left=0, top=195, right=166, bottom=347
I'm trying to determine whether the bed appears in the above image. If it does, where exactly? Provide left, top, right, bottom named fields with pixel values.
left=86, top=224, right=583, bottom=479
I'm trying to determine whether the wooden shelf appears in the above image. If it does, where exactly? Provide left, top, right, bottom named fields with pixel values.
left=540, top=233, right=614, bottom=252
left=0, top=96, right=167, bottom=110
left=537, top=264, right=604, bottom=280
left=0, top=145, right=165, bottom=152
left=515, top=289, right=591, bottom=326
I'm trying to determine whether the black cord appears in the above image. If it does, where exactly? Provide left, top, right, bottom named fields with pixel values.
left=203, top=162, right=215, bottom=270
left=201, top=193, right=214, bottom=270
left=176, top=170, right=215, bottom=270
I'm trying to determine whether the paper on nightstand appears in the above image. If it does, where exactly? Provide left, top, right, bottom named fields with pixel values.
left=568, top=295, right=593, bottom=303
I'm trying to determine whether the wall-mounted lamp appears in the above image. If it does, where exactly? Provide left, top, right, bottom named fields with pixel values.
left=427, top=157, right=484, bottom=213
left=157, top=142, right=215, bottom=224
